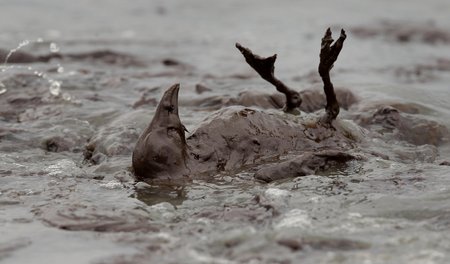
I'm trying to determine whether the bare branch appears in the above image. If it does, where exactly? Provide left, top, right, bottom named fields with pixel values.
left=236, top=43, right=301, bottom=114
left=318, top=28, right=347, bottom=123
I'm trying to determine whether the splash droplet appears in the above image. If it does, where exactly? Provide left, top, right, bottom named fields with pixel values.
left=49, top=42, right=60, bottom=53
left=57, top=64, right=64, bottom=73
left=4, top=40, right=32, bottom=64
left=36, top=38, right=44, bottom=43
left=49, top=81, right=61, bottom=96
left=33, top=70, right=44, bottom=77
left=19, top=40, right=30, bottom=48
left=62, top=92, right=71, bottom=101
left=33, top=71, right=44, bottom=77
left=0, top=82, right=6, bottom=94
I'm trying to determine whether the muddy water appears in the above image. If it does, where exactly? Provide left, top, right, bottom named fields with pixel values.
left=1, top=0, right=450, bottom=263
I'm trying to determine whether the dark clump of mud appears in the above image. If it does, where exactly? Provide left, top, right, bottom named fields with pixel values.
left=351, top=21, right=450, bottom=45
left=277, top=237, right=370, bottom=251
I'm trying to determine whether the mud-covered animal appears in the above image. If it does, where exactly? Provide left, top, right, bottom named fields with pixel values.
left=132, top=29, right=356, bottom=182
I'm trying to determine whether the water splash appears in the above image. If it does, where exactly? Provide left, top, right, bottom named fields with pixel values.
left=3, top=40, right=31, bottom=65
left=62, top=92, right=71, bottom=101
left=0, top=39, right=70, bottom=100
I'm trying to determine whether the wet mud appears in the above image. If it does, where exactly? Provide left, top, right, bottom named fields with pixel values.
left=351, top=21, right=450, bottom=45
left=0, top=48, right=146, bottom=67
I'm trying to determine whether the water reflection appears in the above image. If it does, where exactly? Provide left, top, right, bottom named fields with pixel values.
left=134, top=182, right=188, bottom=206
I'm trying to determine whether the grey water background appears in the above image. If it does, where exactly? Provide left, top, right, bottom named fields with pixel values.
left=1, top=0, right=450, bottom=263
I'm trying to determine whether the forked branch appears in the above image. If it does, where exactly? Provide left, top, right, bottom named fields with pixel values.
left=236, top=43, right=301, bottom=114
left=319, top=28, right=347, bottom=123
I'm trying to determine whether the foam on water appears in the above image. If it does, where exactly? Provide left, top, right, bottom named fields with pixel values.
left=275, top=209, right=312, bottom=229
left=99, top=180, right=124, bottom=190
left=45, top=159, right=85, bottom=178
